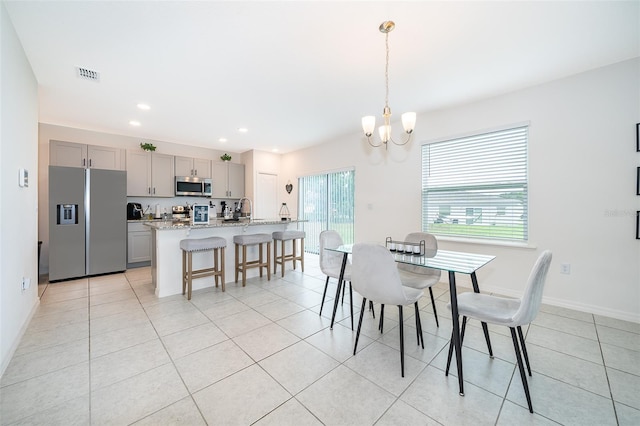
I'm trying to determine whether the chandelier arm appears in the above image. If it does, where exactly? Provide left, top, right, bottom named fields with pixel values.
left=387, top=133, right=413, bottom=147
left=366, top=136, right=384, bottom=148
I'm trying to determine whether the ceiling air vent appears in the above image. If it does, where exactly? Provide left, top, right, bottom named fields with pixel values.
left=76, top=66, right=100, bottom=82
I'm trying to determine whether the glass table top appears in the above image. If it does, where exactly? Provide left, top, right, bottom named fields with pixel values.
left=328, top=244, right=495, bottom=274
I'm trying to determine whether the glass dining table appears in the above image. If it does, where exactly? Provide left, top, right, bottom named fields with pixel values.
left=327, top=244, right=496, bottom=396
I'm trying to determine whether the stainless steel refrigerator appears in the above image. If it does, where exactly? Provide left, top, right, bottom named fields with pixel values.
left=49, top=166, right=127, bottom=281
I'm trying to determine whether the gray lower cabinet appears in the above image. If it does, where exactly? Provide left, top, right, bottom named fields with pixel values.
left=127, top=222, right=151, bottom=266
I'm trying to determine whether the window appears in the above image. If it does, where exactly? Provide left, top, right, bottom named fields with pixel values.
left=298, top=169, right=355, bottom=253
left=422, top=126, right=528, bottom=241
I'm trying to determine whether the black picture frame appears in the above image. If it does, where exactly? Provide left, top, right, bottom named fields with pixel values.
left=637, top=211, right=640, bottom=240
left=637, top=123, right=640, bottom=152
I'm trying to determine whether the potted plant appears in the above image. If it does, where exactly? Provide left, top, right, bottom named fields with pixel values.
left=140, top=142, right=156, bottom=152
left=220, top=153, right=232, bottom=162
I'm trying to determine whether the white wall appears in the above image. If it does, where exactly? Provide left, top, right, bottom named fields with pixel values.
left=280, top=59, right=640, bottom=322
left=1, top=1, right=39, bottom=374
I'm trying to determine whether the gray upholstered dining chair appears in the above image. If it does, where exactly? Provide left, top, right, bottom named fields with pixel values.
left=351, top=243, right=425, bottom=377
left=445, top=250, right=552, bottom=413
left=397, top=232, right=441, bottom=326
left=319, top=230, right=354, bottom=327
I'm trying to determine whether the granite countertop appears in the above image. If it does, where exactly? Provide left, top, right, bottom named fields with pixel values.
left=144, top=218, right=303, bottom=230
left=127, top=218, right=172, bottom=223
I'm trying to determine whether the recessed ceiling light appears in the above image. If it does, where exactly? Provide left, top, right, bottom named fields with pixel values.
left=218, top=138, right=228, bottom=143
left=272, top=148, right=279, bottom=153
left=237, top=127, right=248, bottom=133
left=137, top=103, right=150, bottom=110
left=129, top=120, right=141, bottom=126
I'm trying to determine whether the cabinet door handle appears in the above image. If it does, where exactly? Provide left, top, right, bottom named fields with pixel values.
left=82, top=158, right=86, bottom=167
left=89, top=159, right=92, bottom=167
left=153, top=187, right=156, bottom=195
left=148, top=187, right=151, bottom=194
left=194, top=169, right=197, bottom=176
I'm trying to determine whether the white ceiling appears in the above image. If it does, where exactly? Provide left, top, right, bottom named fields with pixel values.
left=5, top=1, right=639, bottom=154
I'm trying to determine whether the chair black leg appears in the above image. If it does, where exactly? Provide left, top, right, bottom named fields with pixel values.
left=341, top=279, right=346, bottom=304
left=471, top=272, right=493, bottom=357
left=398, top=305, right=405, bottom=377
left=517, top=326, right=532, bottom=376
left=446, top=316, right=467, bottom=375
left=415, top=302, right=424, bottom=348
left=369, top=300, right=375, bottom=318
left=445, top=328, right=454, bottom=376
left=482, top=322, right=494, bottom=358
left=460, top=316, right=468, bottom=345
left=378, top=304, right=385, bottom=332
left=428, top=287, right=439, bottom=327
left=349, top=282, right=354, bottom=330
left=319, top=276, right=330, bottom=316
left=353, top=298, right=367, bottom=355
left=510, top=327, right=534, bottom=413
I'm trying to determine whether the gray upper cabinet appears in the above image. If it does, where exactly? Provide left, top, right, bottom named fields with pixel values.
left=126, top=151, right=175, bottom=197
left=50, top=140, right=124, bottom=170
left=175, top=156, right=211, bottom=178
left=212, top=162, right=245, bottom=199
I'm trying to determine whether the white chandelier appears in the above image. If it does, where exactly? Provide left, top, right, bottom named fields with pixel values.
left=362, top=21, right=416, bottom=148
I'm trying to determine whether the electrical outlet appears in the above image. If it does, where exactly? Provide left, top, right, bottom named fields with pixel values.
left=560, top=264, right=571, bottom=275
left=22, top=277, right=31, bottom=291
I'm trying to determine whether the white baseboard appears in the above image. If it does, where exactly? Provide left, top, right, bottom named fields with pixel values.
left=0, top=298, right=40, bottom=378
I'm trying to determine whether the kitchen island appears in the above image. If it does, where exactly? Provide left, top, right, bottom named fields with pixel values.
left=146, top=219, right=305, bottom=297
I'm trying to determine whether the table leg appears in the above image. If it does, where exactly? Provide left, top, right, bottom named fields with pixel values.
left=471, top=272, right=493, bottom=357
left=330, top=253, right=349, bottom=329
left=448, top=270, right=465, bottom=396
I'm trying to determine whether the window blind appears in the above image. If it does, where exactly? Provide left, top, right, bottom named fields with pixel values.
left=299, top=169, right=355, bottom=253
left=422, top=126, right=528, bottom=241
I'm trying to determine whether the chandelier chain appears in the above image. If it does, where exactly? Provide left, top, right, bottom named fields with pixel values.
left=384, top=31, right=390, bottom=110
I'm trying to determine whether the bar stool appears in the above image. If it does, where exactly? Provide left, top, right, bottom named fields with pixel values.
left=180, top=236, right=226, bottom=300
left=272, top=230, right=305, bottom=277
left=233, top=233, right=272, bottom=286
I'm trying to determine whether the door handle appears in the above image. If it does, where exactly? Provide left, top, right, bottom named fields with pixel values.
left=89, top=159, right=92, bottom=167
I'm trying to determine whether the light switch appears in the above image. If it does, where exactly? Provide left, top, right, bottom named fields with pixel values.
left=18, top=168, right=29, bottom=187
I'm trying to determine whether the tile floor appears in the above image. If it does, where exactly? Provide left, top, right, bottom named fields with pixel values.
left=1, top=254, right=639, bottom=425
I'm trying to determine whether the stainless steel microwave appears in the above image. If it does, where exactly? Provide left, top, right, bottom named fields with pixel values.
left=175, top=176, right=212, bottom=197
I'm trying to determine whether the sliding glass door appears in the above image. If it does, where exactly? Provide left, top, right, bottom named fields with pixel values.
left=298, top=169, right=355, bottom=254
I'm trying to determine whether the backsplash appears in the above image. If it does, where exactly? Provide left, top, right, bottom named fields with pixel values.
left=126, top=196, right=237, bottom=218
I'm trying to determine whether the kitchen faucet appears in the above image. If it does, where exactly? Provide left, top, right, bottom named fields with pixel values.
left=238, top=197, right=253, bottom=222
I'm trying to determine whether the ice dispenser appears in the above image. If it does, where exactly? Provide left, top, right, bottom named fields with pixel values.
left=57, top=204, right=78, bottom=225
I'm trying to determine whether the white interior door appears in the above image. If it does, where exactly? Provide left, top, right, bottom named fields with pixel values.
left=255, top=172, right=278, bottom=219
